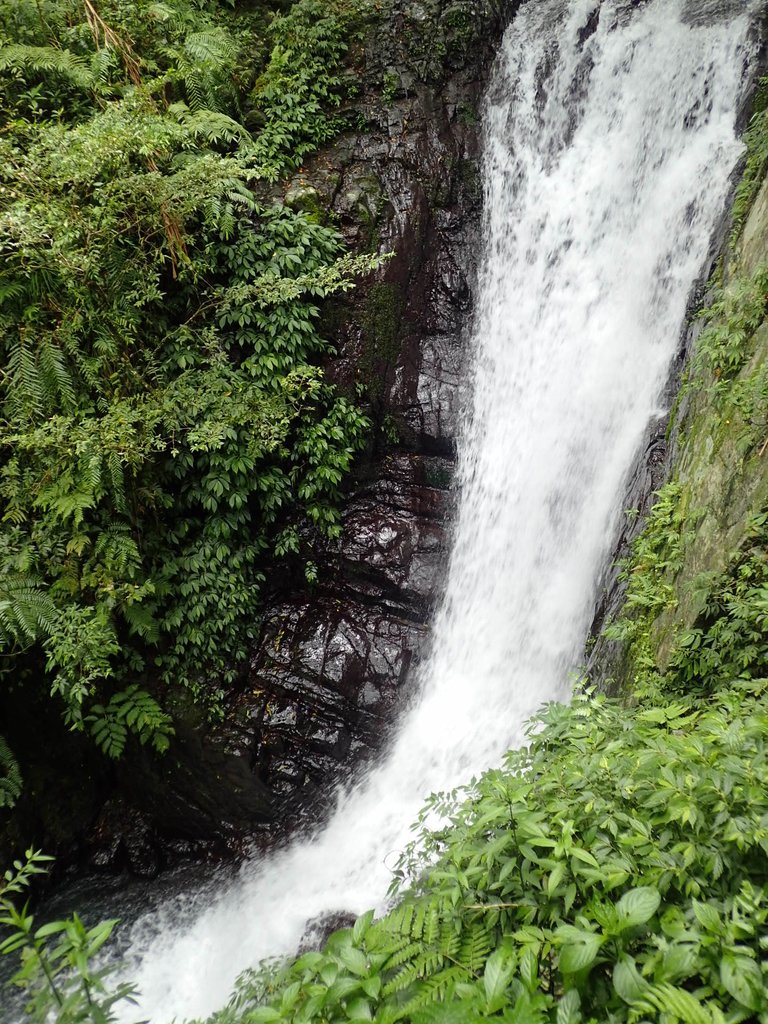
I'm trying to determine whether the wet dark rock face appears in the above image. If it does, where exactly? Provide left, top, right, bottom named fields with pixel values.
left=585, top=414, right=671, bottom=688
left=298, top=911, right=358, bottom=954
left=244, top=454, right=452, bottom=817
left=99, top=0, right=518, bottom=861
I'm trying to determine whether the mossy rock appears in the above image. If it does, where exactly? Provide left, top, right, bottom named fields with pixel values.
left=360, top=282, right=405, bottom=398
left=284, top=186, right=328, bottom=223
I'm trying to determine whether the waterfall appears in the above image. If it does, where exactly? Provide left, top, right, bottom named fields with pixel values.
left=117, top=1, right=760, bottom=1019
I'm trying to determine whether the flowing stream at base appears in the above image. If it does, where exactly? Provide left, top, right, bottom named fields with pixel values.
left=118, top=1, right=760, bottom=1019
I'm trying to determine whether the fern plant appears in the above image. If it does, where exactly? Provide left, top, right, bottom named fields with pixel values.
left=731, top=76, right=768, bottom=238
left=86, top=684, right=173, bottom=758
left=694, top=266, right=768, bottom=382
left=0, top=574, right=57, bottom=653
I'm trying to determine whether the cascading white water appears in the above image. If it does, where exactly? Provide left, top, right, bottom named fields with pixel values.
left=118, top=1, right=761, bottom=1019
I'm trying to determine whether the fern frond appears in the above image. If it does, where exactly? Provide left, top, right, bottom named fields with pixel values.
left=90, top=525, right=140, bottom=576
left=87, top=685, right=173, bottom=758
left=0, top=734, right=23, bottom=809
left=457, top=921, right=491, bottom=974
left=384, top=941, right=424, bottom=972
left=172, top=105, right=251, bottom=145
left=379, top=901, right=417, bottom=941
left=382, top=958, right=423, bottom=999
left=405, top=965, right=471, bottom=1017
left=6, top=340, right=44, bottom=421
left=39, top=340, right=77, bottom=413
left=0, top=281, right=26, bottom=307
left=90, top=45, right=119, bottom=87
left=174, top=28, right=241, bottom=115
left=106, top=453, right=127, bottom=513
left=0, top=575, right=57, bottom=650
left=0, top=45, right=94, bottom=90
left=88, top=707, right=128, bottom=759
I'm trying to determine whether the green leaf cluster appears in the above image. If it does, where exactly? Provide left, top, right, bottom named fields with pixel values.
left=731, top=75, right=768, bottom=239
left=667, top=511, right=768, bottom=696
left=246, top=0, right=371, bottom=183
left=602, top=482, right=693, bottom=671
left=601, top=281, right=768, bottom=703
left=0, top=0, right=378, bottom=765
left=693, top=267, right=768, bottom=383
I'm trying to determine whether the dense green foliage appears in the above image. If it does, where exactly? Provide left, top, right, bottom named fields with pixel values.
left=0, top=0, right=378, bottom=776
left=694, top=268, right=768, bottom=382
left=0, top=736, right=22, bottom=810
left=690, top=267, right=768, bottom=464
left=604, top=483, right=768, bottom=701
left=604, top=265, right=768, bottom=694
left=667, top=510, right=768, bottom=695
left=5, top=684, right=767, bottom=1024
left=4, top=680, right=768, bottom=1024
left=203, top=682, right=768, bottom=1024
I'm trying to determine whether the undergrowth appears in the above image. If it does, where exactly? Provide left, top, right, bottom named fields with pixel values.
left=0, top=0, right=379, bottom=778
left=203, top=682, right=768, bottom=1024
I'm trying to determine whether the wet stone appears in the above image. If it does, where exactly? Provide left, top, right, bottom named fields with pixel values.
left=298, top=912, right=358, bottom=954
left=102, top=0, right=513, bottom=856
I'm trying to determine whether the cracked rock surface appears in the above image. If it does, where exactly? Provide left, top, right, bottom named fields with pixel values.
left=107, top=1, right=518, bottom=859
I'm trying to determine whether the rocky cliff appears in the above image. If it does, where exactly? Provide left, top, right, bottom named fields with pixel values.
left=75, top=0, right=519, bottom=873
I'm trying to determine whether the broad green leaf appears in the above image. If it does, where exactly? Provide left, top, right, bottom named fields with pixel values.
left=361, top=975, right=381, bottom=999
left=353, top=909, right=374, bottom=944
left=570, top=847, right=599, bottom=869
left=245, top=1009, right=282, bottom=1023
left=557, top=989, right=581, bottom=1024
left=338, top=945, right=368, bottom=977
left=615, top=887, right=661, bottom=929
left=34, top=920, right=69, bottom=939
left=660, top=943, right=698, bottom=982
left=327, top=976, right=363, bottom=1003
left=548, top=861, right=567, bottom=896
left=692, top=901, right=722, bottom=933
left=519, top=949, right=539, bottom=991
left=558, top=929, right=602, bottom=974
left=721, top=955, right=764, bottom=1012
left=320, top=961, right=339, bottom=987
left=484, top=949, right=515, bottom=1012
left=613, top=957, right=648, bottom=1004
left=280, top=980, right=302, bottom=1013
left=344, top=996, right=372, bottom=1020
